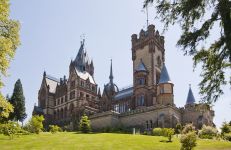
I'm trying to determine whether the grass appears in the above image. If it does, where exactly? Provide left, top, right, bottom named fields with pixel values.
left=0, top=132, right=231, bottom=150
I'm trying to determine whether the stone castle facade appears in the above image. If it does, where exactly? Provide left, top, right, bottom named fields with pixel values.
left=33, top=24, right=215, bottom=130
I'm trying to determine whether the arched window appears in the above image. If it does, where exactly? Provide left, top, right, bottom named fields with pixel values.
left=136, top=95, right=145, bottom=106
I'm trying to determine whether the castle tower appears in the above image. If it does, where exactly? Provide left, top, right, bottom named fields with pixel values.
left=131, top=24, right=165, bottom=108
left=156, top=63, right=174, bottom=106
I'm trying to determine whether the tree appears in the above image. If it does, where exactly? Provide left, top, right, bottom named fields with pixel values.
left=144, top=0, right=231, bottom=104
left=175, top=123, right=183, bottom=134
left=180, top=131, right=197, bottom=150
left=0, top=0, right=20, bottom=121
left=162, top=128, right=175, bottom=142
left=79, top=114, right=91, bottom=133
left=9, top=79, right=27, bottom=124
left=24, top=115, right=44, bottom=134
left=0, top=94, right=13, bottom=122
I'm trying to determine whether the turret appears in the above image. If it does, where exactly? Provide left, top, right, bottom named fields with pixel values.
left=157, top=63, right=174, bottom=106
left=185, top=85, right=196, bottom=105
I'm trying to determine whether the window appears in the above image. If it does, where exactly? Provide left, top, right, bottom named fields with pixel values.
left=136, top=78, right=145, bottom=85
left=92, top=86, right=94, bottom=91
left=71, top=80, right=75, bottom=89
left=80, top=81, right=84, bottom=87
left=57, top=99, right=60, bottom=105
left=160, top=87, right=164, bottom=94
left=54, top=100, right=56, bottom=106
left=136, top=95, right=144, bottom=106
left=61, top=97, right=63, bottom=103
left=80, top=92, right=84, bottom=98
left=65, top=95, right=67, bottom=102
left=70, top=91, right=75, bottom=99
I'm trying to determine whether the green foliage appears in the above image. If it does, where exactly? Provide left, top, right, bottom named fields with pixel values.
left=180, top=131, right=197, bottom=150
left=0, top=121, right=21, bottom=139
left=221, top=122, right=231, bottom=135
left=24, top=115, right=44, bottom=134
left=152, top=128, right=175, bottom=141
left=175, top=123, right=183, bottom=134
left=144, top=0, right=231, bottom=103
left=162, top=128, right=175, bottom=142
left=79, top=114, right=91, bottom=133
left=223, top=133, right=231, bottom=141
left=0, top=0, right=20, bottom=88
left=49, top=125, right=62, bottom=134
left=198, top=125, right=218, bottom=139
left=0, top=0, right=20, bottom=124
left=182, top=124, right=196, bottom=134
left=0, top=94, right=13, bottom=122
left=152, top=128, right=163, bottom=136
left=8, top=79, right=27, bottom=123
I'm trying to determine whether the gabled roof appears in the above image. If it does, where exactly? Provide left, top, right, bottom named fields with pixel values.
left=159, top=63, right=172, bottom=84
left=186, top=85, right=196, bottom=105
left=45, top=74, right=59, bottom=93
left=135, top=60, right=147, bottom=72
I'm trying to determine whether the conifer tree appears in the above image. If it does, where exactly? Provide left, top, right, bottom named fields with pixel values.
left=9, top=79, right=27, bottom=124
left=79, top=114, right=91, bottom=133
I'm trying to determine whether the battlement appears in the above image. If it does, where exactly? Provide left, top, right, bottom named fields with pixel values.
left=131, top=24, right=165, bottom=51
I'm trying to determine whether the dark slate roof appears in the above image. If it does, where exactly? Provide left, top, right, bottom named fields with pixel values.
left=46, top=74, right=60, bottom=83
left=135, top=60, right=147, bottom=72
left=33, top=106, right=44, bottom=114
left=74, top=40, right=91, bottom=72
left=186, top=86, right=196, bottom=105
left=114, top=87, right=133, bottom=100
left=159, top=63, right=172, bottom=84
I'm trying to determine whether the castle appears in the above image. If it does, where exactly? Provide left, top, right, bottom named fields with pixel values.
left=33, top=24, right=215, bottom=130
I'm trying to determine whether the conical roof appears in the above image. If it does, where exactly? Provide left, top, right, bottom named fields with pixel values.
left=159, top=63, right=172, bottom=84
left=135, top=59, right=147, bottom=72
left=186, top=85, right=196, bottom=105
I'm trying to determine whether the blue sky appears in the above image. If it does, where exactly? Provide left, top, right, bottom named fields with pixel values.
left=2, top=0, right=230, bottom=128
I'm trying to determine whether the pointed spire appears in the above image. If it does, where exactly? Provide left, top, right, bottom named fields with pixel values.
left=159, top=63, right=172, bottom=84
left=43, top=71, right=46, bottom=77
left=186, top=84, right=196, bottom=105
left=109, top=59, right=113, bottom=83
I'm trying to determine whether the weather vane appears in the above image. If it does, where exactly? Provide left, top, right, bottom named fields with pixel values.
left=142, top=4, right=149, bottom=29
left=80, top=34, right=86, bottom=43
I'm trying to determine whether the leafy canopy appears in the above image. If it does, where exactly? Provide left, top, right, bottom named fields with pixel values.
left=144, top=0, right=231, bottom=103
left=0, top=0, right=20, bottom=120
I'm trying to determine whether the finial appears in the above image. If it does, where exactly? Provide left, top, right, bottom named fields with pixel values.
left=109, top=59, right=113, bottom=83
left=189, top=84, right=191, bottom=88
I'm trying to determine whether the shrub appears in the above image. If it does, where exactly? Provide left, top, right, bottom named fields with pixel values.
left=223, top=133, right=231, bottom=141
left=24, top=115, right=44, bottom=134
left=49, top=125, right=62, bottom=134
left=221, top=122, right=231, bottom=135
left=0, top=121, right=21, bottom=139
left=180, top=131, right=197, bottom=150
left=182, top=123, right=196, bottom=134
left=79, top=114, right=91, bottom=133
left=175, top=123, right=183, bottom=134
left=162, top=128, right=175, bottom=142
left=152, top=128, right=163, bottom=136
left=198, top=125, right=218, bottom=139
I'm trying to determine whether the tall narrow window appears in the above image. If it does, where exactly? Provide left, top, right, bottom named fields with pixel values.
left=137, top=95, right=145, bottom=106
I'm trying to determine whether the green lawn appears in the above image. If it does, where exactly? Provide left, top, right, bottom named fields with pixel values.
left=0, top=132, right=231, bottom=150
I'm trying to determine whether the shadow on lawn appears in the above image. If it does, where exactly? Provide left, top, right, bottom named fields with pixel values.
left=159, top=140, right=173, bottom=143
